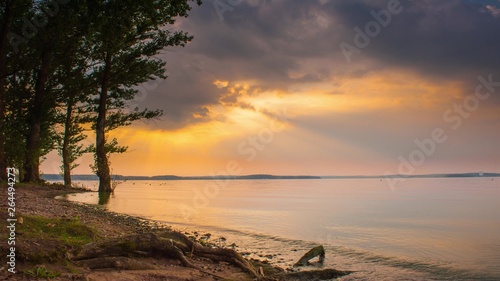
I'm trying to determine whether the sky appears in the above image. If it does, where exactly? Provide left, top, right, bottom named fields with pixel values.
left=41, top=0, right=500, bottom=177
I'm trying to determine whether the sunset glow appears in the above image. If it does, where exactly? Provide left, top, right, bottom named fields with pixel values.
left=41, top=0, right=500, bottom=177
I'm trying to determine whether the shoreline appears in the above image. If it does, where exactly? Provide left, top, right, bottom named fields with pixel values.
left=0, top=183, right=263, bottom=280
left=0, top=183, right=350, bottom=281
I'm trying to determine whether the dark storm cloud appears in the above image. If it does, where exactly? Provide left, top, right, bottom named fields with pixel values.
left=333, top=0, right=500, bottom=102
left=138, top=0, right=500, bottom=129
left=134, top=51, right=221, bottom=129
left=344, top=0, right=500, bottom=77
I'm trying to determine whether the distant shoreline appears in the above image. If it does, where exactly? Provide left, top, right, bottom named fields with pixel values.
left=42, top=172, right=500, bottom=181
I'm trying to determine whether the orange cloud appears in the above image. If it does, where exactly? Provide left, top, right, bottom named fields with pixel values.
left=41, top=69, right=495, bottom=177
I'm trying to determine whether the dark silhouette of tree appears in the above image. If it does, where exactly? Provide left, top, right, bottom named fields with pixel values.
left=87, top=0, right=201, bottom=192
left=0, top=0, right=23, bottom=181
left=1, top=0, right=202, bottom=186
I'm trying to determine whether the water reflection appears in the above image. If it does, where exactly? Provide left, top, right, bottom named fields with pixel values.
left=64, top=178, right=500, bottom=279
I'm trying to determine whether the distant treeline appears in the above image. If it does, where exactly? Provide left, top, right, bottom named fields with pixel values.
left=41, top=172, right=500, bottom=181
left=324, top=172, right=500, bottom=179
left=42, top=174, right=322, bottom=181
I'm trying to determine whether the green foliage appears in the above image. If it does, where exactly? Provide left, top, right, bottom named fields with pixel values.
left=56, top=130, right=89, bottom=172
left=88, top=138, right=127, bottom=174
left=1, top=0, right=203, bottom=182
left=13, top=215, right=96, bottom=264
left=24, top=266, right=61, bottom=279
left=54, top=112, right=91, bottom=174
left=87, top=0, right=201, bottom=188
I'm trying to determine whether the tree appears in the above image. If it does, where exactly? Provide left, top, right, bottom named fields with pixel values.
left=1, top=0, right=49, bottom=181
left=17, top=0, right=66, bottom=182
left=3, top=68, right=31, bottom=180
left=56, top=95, right=91, bottom=187
left=53, top=4, right=94, bottom=187
left=87, top=0, right=202, bottom=192
left=1, top=0, right=202, bottom=186
left=12, top=0, right=88, bottom=183
left=0, top=0, right=20, bottom=181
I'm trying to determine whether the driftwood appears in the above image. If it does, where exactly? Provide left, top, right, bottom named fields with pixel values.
left=293, top=245, right=325, bottom=267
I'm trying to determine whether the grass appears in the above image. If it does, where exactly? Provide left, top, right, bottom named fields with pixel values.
left=18, top=215, right=96, bottom=246
left=24, top=266, right=61, bottom=278
left=14, top=215, right=97, bottom=265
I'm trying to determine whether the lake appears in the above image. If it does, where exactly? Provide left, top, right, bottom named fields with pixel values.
left=63, top=177, right=500, bottom=280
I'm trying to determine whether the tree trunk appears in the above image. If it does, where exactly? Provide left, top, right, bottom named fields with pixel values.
left=96, top=52, right=112, bottom=192
left=0, top=0, right=17, bottom=181
left=62, top=95, right=74, bottom=187
left=98, top=191, right=111, bottom=205
left=23, top=49, right=51, bottom=183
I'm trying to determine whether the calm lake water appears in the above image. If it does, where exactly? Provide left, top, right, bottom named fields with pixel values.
left=63, top=178, right=500, bottom=280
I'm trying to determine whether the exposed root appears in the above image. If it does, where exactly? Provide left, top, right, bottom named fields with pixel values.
left=74, top=256, right=157, bottom=270
left=72, top=232, right=352, bottom=281
left=72, top=232, right=264, bottom=279
left=275, top=268, right=354, bottom=281
left=293, top=245, right=325, bottom=267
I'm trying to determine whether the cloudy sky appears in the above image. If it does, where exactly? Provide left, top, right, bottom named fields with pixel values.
left=42, top=0, right=500, bottom=177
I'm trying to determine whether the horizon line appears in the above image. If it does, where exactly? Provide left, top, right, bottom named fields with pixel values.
left=41, top=172, right=500, bottom=180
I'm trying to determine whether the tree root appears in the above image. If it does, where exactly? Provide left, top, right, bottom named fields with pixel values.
left=74, top=256, right=158, bottom=270
left=71, top=232, right=353, bottom=281
left=274, top=269, right=354, bottom=281
left=73, top=233, right=196, bottom=267
left=293, top=245, right=325, bottom=267
left=72, top=232, right=264, bottom=279
left=162, top=231, right=261, bottom=278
